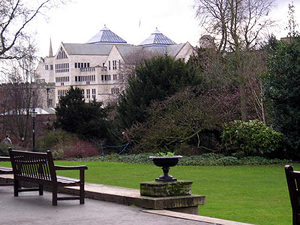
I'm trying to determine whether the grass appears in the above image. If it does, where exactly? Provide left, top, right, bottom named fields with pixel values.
left=0, top=160, right=293, bottom=225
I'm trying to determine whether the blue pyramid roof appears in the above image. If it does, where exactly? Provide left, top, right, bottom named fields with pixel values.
left=87, top=25, right=127, bottom=44
left=140, top=28, right=176, bottom=46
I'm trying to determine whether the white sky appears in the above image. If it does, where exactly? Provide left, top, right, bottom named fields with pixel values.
left=31, top=0, right=300, bottom=57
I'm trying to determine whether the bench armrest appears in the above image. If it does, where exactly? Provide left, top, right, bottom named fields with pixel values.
left=0, top=156, right=10, bottom=162
left=55, top=165, right=88, bottom=171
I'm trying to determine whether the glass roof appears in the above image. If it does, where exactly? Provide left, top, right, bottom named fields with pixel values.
left=140, top=28, right=176, bottom=46
left=87, top=25, right=127, bottom=44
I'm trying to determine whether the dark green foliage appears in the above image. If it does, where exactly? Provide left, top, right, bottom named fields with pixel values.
left=72, top=152, right=288, bottom=166
left=264, top=38, right=300, bottom=158
left=55, top=87, right=107, bottom=139
left=116, top=56, right=199, bottom=128
left=221, top=120, right=283, bottom=157
left=128, top=88, right=240, bottom=155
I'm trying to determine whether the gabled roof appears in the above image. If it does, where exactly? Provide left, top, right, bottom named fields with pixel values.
left=60, top=42, right=188, bottom=60
left=141, top=43, right=185, bottom=57
left=87, top=25, right=127, bottom=44
left=62, top=43, right=114, bottom=55
left=140, top=28, right=176, bottom=46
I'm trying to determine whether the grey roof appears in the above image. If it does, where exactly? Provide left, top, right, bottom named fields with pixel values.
left=140, top=28, right=176, bottom=46
left=87, top=25, right=127, bottom=44
left=61, top=41, right=187, bottom=60
left=166, top=43, right=186, bottom=57
left=1, top=108, right=55, bottom=116
left=141, top=43, right=185, bottom=57
left=63, top=43, right=114, bottom=55
left=116, top=45, right=143, bottom=57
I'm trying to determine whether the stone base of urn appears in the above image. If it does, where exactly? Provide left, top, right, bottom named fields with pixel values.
left=140, top=180, right=205, bottom=215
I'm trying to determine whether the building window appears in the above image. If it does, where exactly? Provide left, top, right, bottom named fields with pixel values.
left=55, top=76, right=70, bottom=83
left=86, top=89, right=90, bottom=99
left=111, top=88, right=120, bottom=94
left=75, top=75, right=95, bottom=82
left=50, top=65, right=53, bottom=70
left=75, top=62, right=90, bottom=69
left=55, top=63, right=69, bottom=73
left=57, top=90, right=68, bottom=99
left=119, top=74, right=124, bottom=80
left=92, top=89, right=96, bottom=99
left=101, top=75, right=111, bottom=81
left=45, top=65, right=49, bottom=70
left=108, top=61, right=111, bottom=70
left=56, top=47, right=68, bottom=59
left=113, top=74, right=118, bottom=80
left=113, top=60, right=117, bottom=70
left=48, top=99, right=53, bottom=107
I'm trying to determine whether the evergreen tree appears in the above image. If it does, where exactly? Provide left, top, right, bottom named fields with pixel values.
left=55, top=87, right=107, bottom=139
left=116, top=56, right=199, bottom=128
left=264, top=38, right=300, bottom=158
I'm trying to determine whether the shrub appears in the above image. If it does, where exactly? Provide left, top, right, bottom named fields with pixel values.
left=74, top=153, right=289, bottom=166
left=36, top=130, right=100, bottom=159
left=36, top=129, right=75, bottom=150
left=221, top=120, right=283, bottom=157
left=0, top=142, right=10, bottom=156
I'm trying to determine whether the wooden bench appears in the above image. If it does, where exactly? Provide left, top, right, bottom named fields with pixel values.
left=0, top=156, right=13, bottom=186
left=9, top=149, right=88, bottom=206
left=285, top=165, right=300, bottom=225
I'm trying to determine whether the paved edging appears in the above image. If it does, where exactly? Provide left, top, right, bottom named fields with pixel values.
left=0, top=174, right=254, bottom=225
left=143, top=210, right=255, bottom=225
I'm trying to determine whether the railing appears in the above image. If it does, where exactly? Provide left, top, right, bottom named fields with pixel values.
left=80, top=67, right=95, bottom=72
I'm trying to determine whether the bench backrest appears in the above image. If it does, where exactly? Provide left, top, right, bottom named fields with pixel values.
left=9, top=150, right=57, bottom=183
left=285, top=165, right=300, bottom=213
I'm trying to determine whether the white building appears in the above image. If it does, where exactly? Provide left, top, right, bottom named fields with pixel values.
left=36, top=26, right=195, bottom=106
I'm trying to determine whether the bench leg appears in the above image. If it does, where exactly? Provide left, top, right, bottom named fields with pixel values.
left=80, top=170, right=85, bottom=204
left=39, top=184, right=43, bottom=196
left=14, top=180, right=19, bottom=197
left=52, top=186, right=57, bottom=206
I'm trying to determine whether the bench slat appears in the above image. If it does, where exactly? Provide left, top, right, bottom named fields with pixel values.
left=57, top=176, right=79, bottom=185
left=9, top=149, right=87, bottom=206
left=0, top=167, right=13, bottom=173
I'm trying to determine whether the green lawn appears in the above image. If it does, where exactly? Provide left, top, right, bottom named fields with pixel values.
left=0, top=161, right=292, bottom=225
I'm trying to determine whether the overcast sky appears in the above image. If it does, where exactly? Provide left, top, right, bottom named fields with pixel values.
left=32, top=0, right=300, bottom=57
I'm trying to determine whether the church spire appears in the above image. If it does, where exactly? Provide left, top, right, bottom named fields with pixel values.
left=49, top=38, right=53, bottom=57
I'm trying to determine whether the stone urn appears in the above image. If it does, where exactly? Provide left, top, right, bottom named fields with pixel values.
left=149, top=156, right=182, bottom=182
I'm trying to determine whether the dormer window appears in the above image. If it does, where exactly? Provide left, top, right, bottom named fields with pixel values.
left=57, top=47, right=68, bottom=59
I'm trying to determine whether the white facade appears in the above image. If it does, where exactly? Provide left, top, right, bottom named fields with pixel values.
left=36, top=26, right=195, bottom=106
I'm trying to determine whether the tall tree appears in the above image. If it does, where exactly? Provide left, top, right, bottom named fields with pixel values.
left=116, top=55, right=199, bottom=128
left=0, top=0, right=65, bottom=60
left=195, top=0, right=274, bottom=120
left=55, top=87, right=108, bottom=139
left=264, top=38, right=300, bottom=158
left=286, top=1, right=299, bottom=39
left=0, top=43, right=39, bottom=144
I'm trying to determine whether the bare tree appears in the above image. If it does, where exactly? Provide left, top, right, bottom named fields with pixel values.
left=195, top=0, right=274, bottom=53
left=286, top=1, right=299, bottom=39
left=0, top=36, right=40, bottom=146
left=0, top=0, right=65, bottom=60
left=195, top=0, right=274, bottom=121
